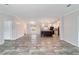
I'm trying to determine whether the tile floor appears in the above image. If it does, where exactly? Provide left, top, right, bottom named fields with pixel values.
left=0, top=34, right=79, bottom=55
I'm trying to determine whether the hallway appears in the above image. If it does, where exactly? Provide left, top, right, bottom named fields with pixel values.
left=0, top=4, right=79, bottom=55
left=0, top=35, right=79, bottom=55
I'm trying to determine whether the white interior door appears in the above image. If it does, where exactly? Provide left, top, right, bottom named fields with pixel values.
left=3, top=21, right=12, bottom=40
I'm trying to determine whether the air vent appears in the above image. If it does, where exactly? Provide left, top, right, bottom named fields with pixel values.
left=67, top=4, right=71, bottom=7
left=4, top=4, right=9, bottom=5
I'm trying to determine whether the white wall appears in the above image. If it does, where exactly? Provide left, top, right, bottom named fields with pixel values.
left=60, top=17, right=64, bottom=40
left=78, top=16, right=79, bottom=47
left=60, top=10, right=79, bottom=47
left=12, top=19, right=26, bottom=40
left=0, top=15, right=26, bottom=41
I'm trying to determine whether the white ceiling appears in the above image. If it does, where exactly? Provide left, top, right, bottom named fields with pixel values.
left=0, top=4, right=79, bottom=20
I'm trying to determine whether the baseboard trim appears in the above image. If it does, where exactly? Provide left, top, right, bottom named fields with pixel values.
left=63, top=39, right=78, bottom=47
left=4, top=34, right=24, bottom=40
left=12, top=34, right=24, bottom=40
